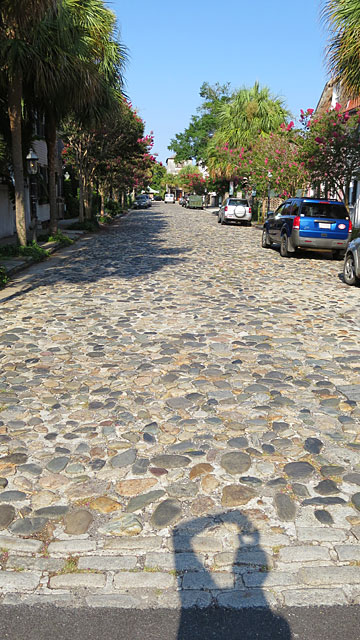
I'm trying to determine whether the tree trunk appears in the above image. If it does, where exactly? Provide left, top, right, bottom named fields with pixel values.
left=8, top=75, right=27, bottom=246
left=45, top=111, right=58, bottom=234
left=84, top=174, right=91, bottom=219
left=99, top=184, right=106, bottom=216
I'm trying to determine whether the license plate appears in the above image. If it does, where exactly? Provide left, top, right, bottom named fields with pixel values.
left=319, top=223, right=331, bottom=229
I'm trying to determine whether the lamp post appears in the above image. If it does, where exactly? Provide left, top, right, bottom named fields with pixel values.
left=267, top=171, right=272, bottom=213
left=26, top=149, right=39, bottom=243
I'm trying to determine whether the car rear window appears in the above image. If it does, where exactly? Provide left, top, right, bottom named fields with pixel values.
left=301, top=202, right=348, bottom=219
left=229, top=199, right=248, bottom=206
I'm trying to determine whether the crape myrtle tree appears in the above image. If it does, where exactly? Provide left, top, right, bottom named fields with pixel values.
left=300, top=104, right=360, bottom=205
left=62, top=98, right=154, bottom=219
left=177, top=166, right=207, bottom=195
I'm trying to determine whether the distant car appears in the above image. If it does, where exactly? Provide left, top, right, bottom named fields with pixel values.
left=343, top=236, right=360, bottom=285
left=134, top=195, right=150, bottom=209
left=218, top=198, right=252, bottom=226
left=262, top=197, right=352, bottom=258
left=143, top=194, right=152, bottom=206
left=153, top=195, right=162, bottom=201
left=165, top=193, right=175, bottom=204
left=179, top=197, right=186, bottom=206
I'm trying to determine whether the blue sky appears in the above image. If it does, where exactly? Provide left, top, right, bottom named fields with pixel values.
left=112, top=0, right=329, bottom=163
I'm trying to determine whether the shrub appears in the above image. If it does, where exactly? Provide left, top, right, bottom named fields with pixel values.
left=19, top=243, right=49, bottom=262
left=47, top=231, right=74, bottom=247
left=0, top=267, right=8, bottom=289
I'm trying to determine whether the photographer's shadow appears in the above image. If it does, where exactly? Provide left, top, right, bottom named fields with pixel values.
left=173, top=510, right=291, bottom=640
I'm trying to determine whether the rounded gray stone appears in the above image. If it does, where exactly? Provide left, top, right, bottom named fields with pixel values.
left=220, top=452, right=251, bottom=475
left=166, top=482, right=198, bottom=498
left=151, top=499, right=182, bottom=528
left=45, top=457, right=70, bottom=473
left=0, top=491, right=27, bottom=502
left=274, top=493, right=296, bottom=521
left=352, top=493, right=360, bottom=511
left=284, top=462, right=315, bottom=479
left=151, top=455, right=191, bottom=469
left=0, top=504, right=15, bottom=529
left=315, top=510, right=333, bottom=525
left=34, top=506, right=69, bottom=518
left=315, top=479, right=340, bottom=496
left=64, top=509, right=93, bottom=534
left=126, top=490, right=165, bottom=513
left=110, top=449, right=137, bottom=469
left=9, top=517, right=48, bottom=535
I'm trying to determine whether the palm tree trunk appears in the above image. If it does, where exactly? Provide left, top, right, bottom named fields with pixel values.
left=99, top=184, right=106, bottom=216
left=45, top=111, right=58, bottom=234
left=8, top=74, right=27, bottom=246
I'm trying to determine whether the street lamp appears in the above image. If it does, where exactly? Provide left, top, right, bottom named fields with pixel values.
left=267, top=171, right=272, bottom=213
left=26, top=149, right=39, bottom=243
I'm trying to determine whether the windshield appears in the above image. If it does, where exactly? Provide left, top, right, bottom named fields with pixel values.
left=229, top=199, right=248, bottom=206
left=301, top=203, right=348, bottom=219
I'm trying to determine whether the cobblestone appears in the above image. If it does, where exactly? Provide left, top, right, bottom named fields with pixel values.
left=1, top=203, right=360, bottom=607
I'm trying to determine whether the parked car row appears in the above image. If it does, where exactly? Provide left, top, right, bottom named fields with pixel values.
left=261, top=196, right=359, bottom=286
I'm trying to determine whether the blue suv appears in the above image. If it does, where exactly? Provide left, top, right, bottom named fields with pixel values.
left=262, top=198, right=352, bottom=258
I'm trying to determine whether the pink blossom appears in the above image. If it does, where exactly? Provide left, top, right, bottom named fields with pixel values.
left=286, top=121, right=294, bottom=131
left=335, top=102, right=342, bottom=112
left=265, top=157, right=268, bottom=165
left=307, top=108, right=314, bottom=115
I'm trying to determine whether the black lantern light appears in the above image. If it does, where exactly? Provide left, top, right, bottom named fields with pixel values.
left=26, top=149, right=39, bottom=242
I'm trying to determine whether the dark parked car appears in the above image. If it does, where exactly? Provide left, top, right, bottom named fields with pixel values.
left=343, top=236, right=360, bottom=286
left=262, top=197, right=352, bottom=258
left=133, top=195, right=150, bottom=209
left=153, top=195, right=162, bottom=201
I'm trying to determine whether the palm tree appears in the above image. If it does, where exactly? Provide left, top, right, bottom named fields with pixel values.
left=0, top=0, right=57, bottom=245
left=215, top=82, right=289, bottom=149
left=322, top=0, right=360, bottom=96
left=27, top=0, right=127, bottom=232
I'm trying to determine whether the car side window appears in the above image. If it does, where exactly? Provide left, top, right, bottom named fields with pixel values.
left=281, top=202, right=292, bottom=216
left=275, top=204, right=285, bottom=218
left=291, top=202, right=299, bottom=215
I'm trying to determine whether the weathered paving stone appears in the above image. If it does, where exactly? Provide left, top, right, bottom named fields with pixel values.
left=116, top=478, right=157, bottom=496
left=267, top=478, right=287, bottom=488
left=45, top=457, right=69, bottom=473
left=90, top=497, right=122, bottom=513
left=291, top=483, right=310, bottom=497
left=352, top=493, right=360, bottom=511
left=166, top=482, right=198, bottom=498
left=0, top=491, right=26, bottom=502
left=126, top=490, right=165, bottom=513
left=227, top=437, right=248, bottom=449
left=343, top=473, right=360, bottom=486
left=221, top=484, right=256, bottom=507
left=303, top=497, right=346, bottom=506
left=315, top=510, right=334, bottom=525
left=132, top=458, right=150, bottom=475
left=34, top=506, right=69, bottom=518
left=220, top=452, right=251, bottom=475
left=18, top=464, right=42, bottom=476
left=99, top=514, right=143, bottom=536
left=64, top=509, right=93, bottom=534
left=304, top=437, right=323, bottom=454
left=151, top=499, right=182, bottom=528
left=110, top=449, right=137, bottom=469
left=284, top=462, right=315, bottom=479
left=150, top=455, right=190, bottom=469
left=9, top=517, right=48, bottom=535
left=0, top=504, right=15, bottom=528
left=274, top=493, right=296, bottom=521
left=0, top=479, right=8, bottom=489
left=0, top=453, right=28, bottom=465
left=315, top=479, right=340, bottom=495
left=189, top=463, right=213, bottom=479
left=320, top=465, right=346, bottom=477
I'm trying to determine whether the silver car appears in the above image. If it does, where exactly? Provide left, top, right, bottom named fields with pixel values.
left=343, top=236, right=360, bottom=286
left=218, top=198, right=252, bottom=226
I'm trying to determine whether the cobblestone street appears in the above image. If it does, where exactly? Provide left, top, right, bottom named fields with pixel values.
left=0, top=202, right=360, bottom=610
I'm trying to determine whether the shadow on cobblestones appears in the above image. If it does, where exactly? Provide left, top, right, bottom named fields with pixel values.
left=0, top=211, right=191, bottom=303
left=174, top=511, right=291, bottom=639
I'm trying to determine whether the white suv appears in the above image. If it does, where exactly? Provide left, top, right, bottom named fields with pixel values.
left=218, top=198, right=252, bottom=226
left=165, top=193, right=175, bottom=204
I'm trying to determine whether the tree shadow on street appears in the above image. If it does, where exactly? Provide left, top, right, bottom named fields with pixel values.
left=173, top=510, right=292, bottom=640
left=0, top=209, right=191, bottom=304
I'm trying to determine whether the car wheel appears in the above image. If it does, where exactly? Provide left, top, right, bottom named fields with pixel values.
left=261, top=228, right=272, bottom=248
left=280, top=233, right=290, bottom=257
left=343, top=253, right=360, bottom=286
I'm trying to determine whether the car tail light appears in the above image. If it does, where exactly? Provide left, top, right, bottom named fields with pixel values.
left=293, top=216, right=300, bottom=230
left=224, top=206, right=228, bottom=212
left=349, top=219, right=353, bottom=233
left=249, top=207, right=252, bottom=214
